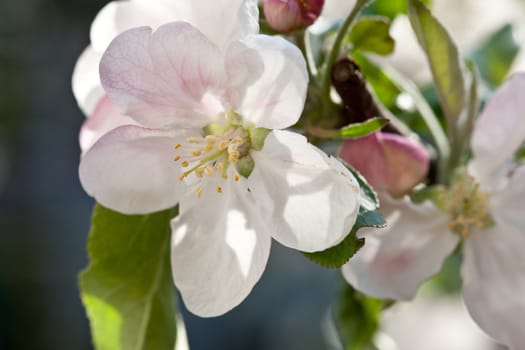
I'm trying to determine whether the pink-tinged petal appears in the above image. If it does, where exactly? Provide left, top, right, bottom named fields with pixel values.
left=79, top=95, right=139, bottom=154
left=100, top=23, right=227, bottom=129
left=470, top=73, right=525, bottom=183
left=461, top=223, right=525, bottom=350
left=89, top=0, right=172, bottom=52
left=226, top=34, right=308, bottom=129
left=342, top=195, right=458, bottom=300
left=249, top=130, right=360, bottom=252
left=156, top=0, right=260, bottom=50
left=72, top=46, right=104, bottom=115
left=79, top=125, right=192, bottom=214
left=490, top=164, right=525, bottom=231
left=339, top=132, right=430, bottom=196
left=171, top=177, right=271, bottom=317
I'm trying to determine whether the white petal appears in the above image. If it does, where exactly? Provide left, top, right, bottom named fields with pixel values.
left=461, top=223, right=525, bottom=350
left=171, top=177, right=271, bottom=317
left=309, top=0, right=356, bottom=34
left=226, top=35, right=308, bottom=129
left=470, top=73, right=525, bottom=183
left=249, top=130, right=360, bottom=252
left=342, top=195, right=458, bottom=300
left=100, top=23, right=227, bottom=129
left=490, top=164, right=525, bottom=231
left=89, top=0, right=171, bottom=53
left=79, top=125, right=190, bottom=214
left=72, top=46, right=104, bottom=115
left=79, top=95, right=139, bottom=154
left=155, top=0, right=259, bottom=50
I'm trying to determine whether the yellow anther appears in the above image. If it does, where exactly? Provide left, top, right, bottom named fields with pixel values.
left=173, top=155, right=181, bottom=161
left=178, top=174, right=185, bottom=181
left=234, top=136, right=243, bottom=145
left=195, top=168, right=205, bottom=178
left=195, top=186, right=203, bottom=198
left=192, top=150, right=202, bottom=157
left=216, top=186, right=222, bottom=193
left=205, top=135, right=217, bottom=144
left=229, top=151, right=240, bottom=163
left=175, top=143, right=181, bottom=149
left=187, top=137, right=201, bottom=144
left=204, top=165, right=214, bottom=176
left=227, top=144, right=238, bottom=153
left=234, top=174, right=240, bottom=182
left=218, top=139, right=229, bottom=151
left=181, top=161, right=189, bottom=167
left=215, top=162, right=224, bottom=173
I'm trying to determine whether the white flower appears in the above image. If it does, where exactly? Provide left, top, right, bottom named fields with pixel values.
left=342, top=73, right=525, bottom=349
left=79, top=15, right=361, bottom=316
left=72, top=0, right=259, bottom=152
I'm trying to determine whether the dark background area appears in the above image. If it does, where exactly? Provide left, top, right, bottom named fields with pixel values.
left=0, top=1, right=340, bottom=348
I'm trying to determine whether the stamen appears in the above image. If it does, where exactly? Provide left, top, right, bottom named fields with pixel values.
left=173, top=155, right=181, bottom=161
left=204, top=165, right=214, bottom=176
left=234, top=174, right=240, bottom=182
left=181, top=161, right=189, bottom=167
left=187, top=137, right=201, bottom=144
left=195, top=186, right=203, bottom=198
left=192, top=150, right=202, bottom=157
left=216, top=186, right=222, bottom=193
left=175, top=143, right=181, bottom=149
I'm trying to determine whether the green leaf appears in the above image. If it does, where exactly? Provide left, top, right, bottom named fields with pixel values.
left=335, top=284, right=384, bottom=350
left=79, top=205, right=178, bottom=350
left=470, top=24, right=520, bottom=89
left=362, top=0, right=430, bottom=20
left=349, top=16, right=395, bottom=55
left=408, top=0, right=465, bottom=129
left=345, top=163, right=380, bottom=211
left=303, top=209, right=385, bottom=268
left=339, top=117, right=389, bottom=139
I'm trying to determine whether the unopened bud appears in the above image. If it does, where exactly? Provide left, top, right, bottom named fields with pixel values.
left=339, top=132, right=430, bottom=196
left=263, top=0, right=324, bottom=33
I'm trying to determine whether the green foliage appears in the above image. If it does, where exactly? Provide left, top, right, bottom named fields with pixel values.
left=79, top=205, right=178, bottom=350
left=362, top=0, right=430, bottom=20
left=303, top=164, right=385, bottom=268
left=408, top=0, right=465, bottom=129
left=339, top=117, right=389, bottom=139
left=349, top=16, right=395, bottom=55
left=335, top=284, right=384, bottom=350
left=470, top=24, right=520, bottom=89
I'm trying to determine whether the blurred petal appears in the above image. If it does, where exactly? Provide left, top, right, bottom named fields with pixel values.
left=490, top=165, right=525, bottom=231
left=249, top=130, right=360, bottom=252
left=470, top=73, right=525, bottom=183
left=79, top=125, right=191, bottom=214
left=461, top=223, right=525, bottom=350
left=226, top=35, right=308, bottom=129
left=157, top=0, right=259, bottom=49
left=72, top=46, right=104, bottom=115
left=342, top=196, right=458, bottom=300
left=308, top=0, right=356, bottom=34
left=171, top=178, right=271, bottom=317
left=99, top=23, right=227, bottom=129
left=90, top=0, right=171, bottom=52
left=79, top=95, right=139, bottom=153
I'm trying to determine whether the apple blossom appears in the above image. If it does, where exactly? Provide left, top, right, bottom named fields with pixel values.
left=342, top=73, right=525, bottom=350
left=339, top=132, right=430, bottom=196
left=79, top=19, right=361, bottom=317
left=72, top=0, right=259, bottom=152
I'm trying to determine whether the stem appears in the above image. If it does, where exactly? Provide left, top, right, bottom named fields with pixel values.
left=320, top=0, right=370, bottom=105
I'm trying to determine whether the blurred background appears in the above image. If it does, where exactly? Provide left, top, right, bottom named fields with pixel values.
left=0, top=0, right=523, bottom=349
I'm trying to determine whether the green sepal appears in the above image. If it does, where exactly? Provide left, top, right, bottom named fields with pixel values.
left=79, top=204, right=178, bottom=350
left=348, top=16, right=395, bottom=55
left=249, top=127, right=271, bottom=151
left=236, top=154, right=255, bottom=178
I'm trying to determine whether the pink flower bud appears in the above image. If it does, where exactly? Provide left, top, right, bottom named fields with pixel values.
left=339, top=132, right=430, bottom=196
left=263, top=0, right=324, bottom=33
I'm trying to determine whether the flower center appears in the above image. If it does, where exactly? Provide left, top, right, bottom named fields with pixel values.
left=173, top=127, right=251, bottom=198
left=438, top=167, right=493, bottom=238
